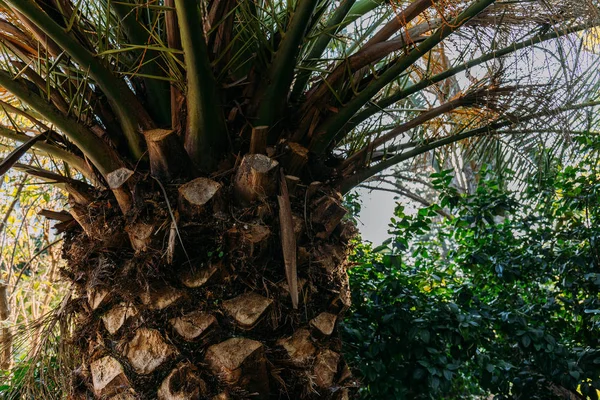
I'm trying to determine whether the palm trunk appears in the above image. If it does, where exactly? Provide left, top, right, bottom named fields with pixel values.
left=64, top=155, right=356, bottom=399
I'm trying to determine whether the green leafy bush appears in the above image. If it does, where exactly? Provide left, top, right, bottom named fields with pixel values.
left=344, top=138, right=600, bottom=399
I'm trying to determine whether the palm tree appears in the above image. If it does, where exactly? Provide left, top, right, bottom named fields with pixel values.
left=0, top=0, right=598, bottom=398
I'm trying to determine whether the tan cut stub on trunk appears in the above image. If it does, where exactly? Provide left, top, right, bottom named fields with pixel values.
left=279, top=278, right=307, bottom=300
left=143, top=128, right=192, bottom=181
left=310, top=312, right=337, bottom=336
left=314, top=349, right=340, bottom=388
left=124, top=328, right=178, bottom=375
left=139, top=284, right=183, bottom=310
left=157, top=362, right=207, bottom=400
left=90, top=356, right=131, bottom=397
left=336, top=220, right=358, bottom=242
left=106, top=168, right=135, bottom=190
left=126, top=222, right=155, bottom=253
left=222, top=292, right=273, bottom=329
left=169, top=311, right=217, bottom=341
left=249, top=126, right=268, bottom=155
left=233, top=154, right=279, bottom=203
left=276, top=329, right=316, bottom=364
left=87, top=287, right=110, bottom=310
left=178, top=177, right=223, bottom=217
left=312, top=244, right=346, bottom=275
left=102, top=303, right=138, bottom=335
left=283, top=142, right=309, bottom=176
left=330, top=280, right=352, bottom=314
left=205, top=337, right=269, bottom=398
left=180, top=262, right=219, bottom=288
left=338, top=362, right=353, bottom=383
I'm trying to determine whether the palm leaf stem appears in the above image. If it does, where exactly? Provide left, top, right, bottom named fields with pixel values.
left=255, top=0, right=320, bottom=128
left=338, top=100, right=600, bottom=193
left=112, top=0, right=171, bottom=126
left=309, top=0, right=497, bottom=153
left=0, top=70, right=122, bottom=175
left=361, top=0, right=438, bottom=49
left=303, top=20, right=439, bottom=111
left=6, top=0, right=153, bottom=160
left=174, top=0, right=228, bottom=171
left=346, top=23, right=596, bottom=132
left=0, top=126, right=95, bottom=181
left=290, top=0, right=358, bottom=100
left=342, top=0, right=386, bottom=28
left=341, top=93, right=474, bottom=171
left=164, top=0, right=184, bottom=131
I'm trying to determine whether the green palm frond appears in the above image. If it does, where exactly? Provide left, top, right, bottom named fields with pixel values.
left=0, top=0, right=593, bottom=208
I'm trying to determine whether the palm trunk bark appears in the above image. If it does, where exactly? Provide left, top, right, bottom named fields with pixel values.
left=64, top=155, right=356, bottom=399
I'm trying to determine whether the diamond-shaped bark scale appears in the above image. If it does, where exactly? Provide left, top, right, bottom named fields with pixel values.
left=180, top=263, right=218, bottom=288
left=139, top=285, right=183, bottom=310
left=90, top=356, right=130, bottom=397
left=313, top=349, right=340, bottom=388
left=276, top=329, right=316, bottom=364
left=108, top=392, right=137, bottom=400
left=87, top=287, right=109, bottom=310
left=222, top=292, right=272, bottom=329
left=157, top=362, right=207, bottom=400
left=124, top=328, right=177, bottom=375
left=310, top=312, right=337, bottom=336
left=205, top=338, right=269, bottom=398
left=169, top=311, right=217, bottom=341
left=102, top=303, right=138, bottom=335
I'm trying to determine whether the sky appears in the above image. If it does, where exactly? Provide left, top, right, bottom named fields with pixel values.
left=355, top=187, right=401, bottom=245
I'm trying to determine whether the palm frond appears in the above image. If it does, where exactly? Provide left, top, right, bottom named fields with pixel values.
left=0, top=0, right=592, bottom=206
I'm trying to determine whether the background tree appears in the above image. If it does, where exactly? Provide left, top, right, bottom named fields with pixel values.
left=0, top=165, right=71, bottom=397
left=0, top=0, right=597, bottom=398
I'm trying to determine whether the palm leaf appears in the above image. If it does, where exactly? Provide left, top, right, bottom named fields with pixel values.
left=0, top=130, right=46, bottom=176
left=0, top=0, right=592, bottom=206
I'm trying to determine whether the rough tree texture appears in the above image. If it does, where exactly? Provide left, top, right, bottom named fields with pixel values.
left=62, top=158, right=356, bottom=399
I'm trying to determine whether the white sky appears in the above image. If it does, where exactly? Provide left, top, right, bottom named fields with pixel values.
left=355, top=187, right=397, bottom=244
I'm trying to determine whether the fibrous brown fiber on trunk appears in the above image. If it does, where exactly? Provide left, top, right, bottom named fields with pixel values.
left=62, top=154, right=356, bottom=399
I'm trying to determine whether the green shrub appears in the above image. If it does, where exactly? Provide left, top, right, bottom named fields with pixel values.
left=344, top=138, right=600, bottom=399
